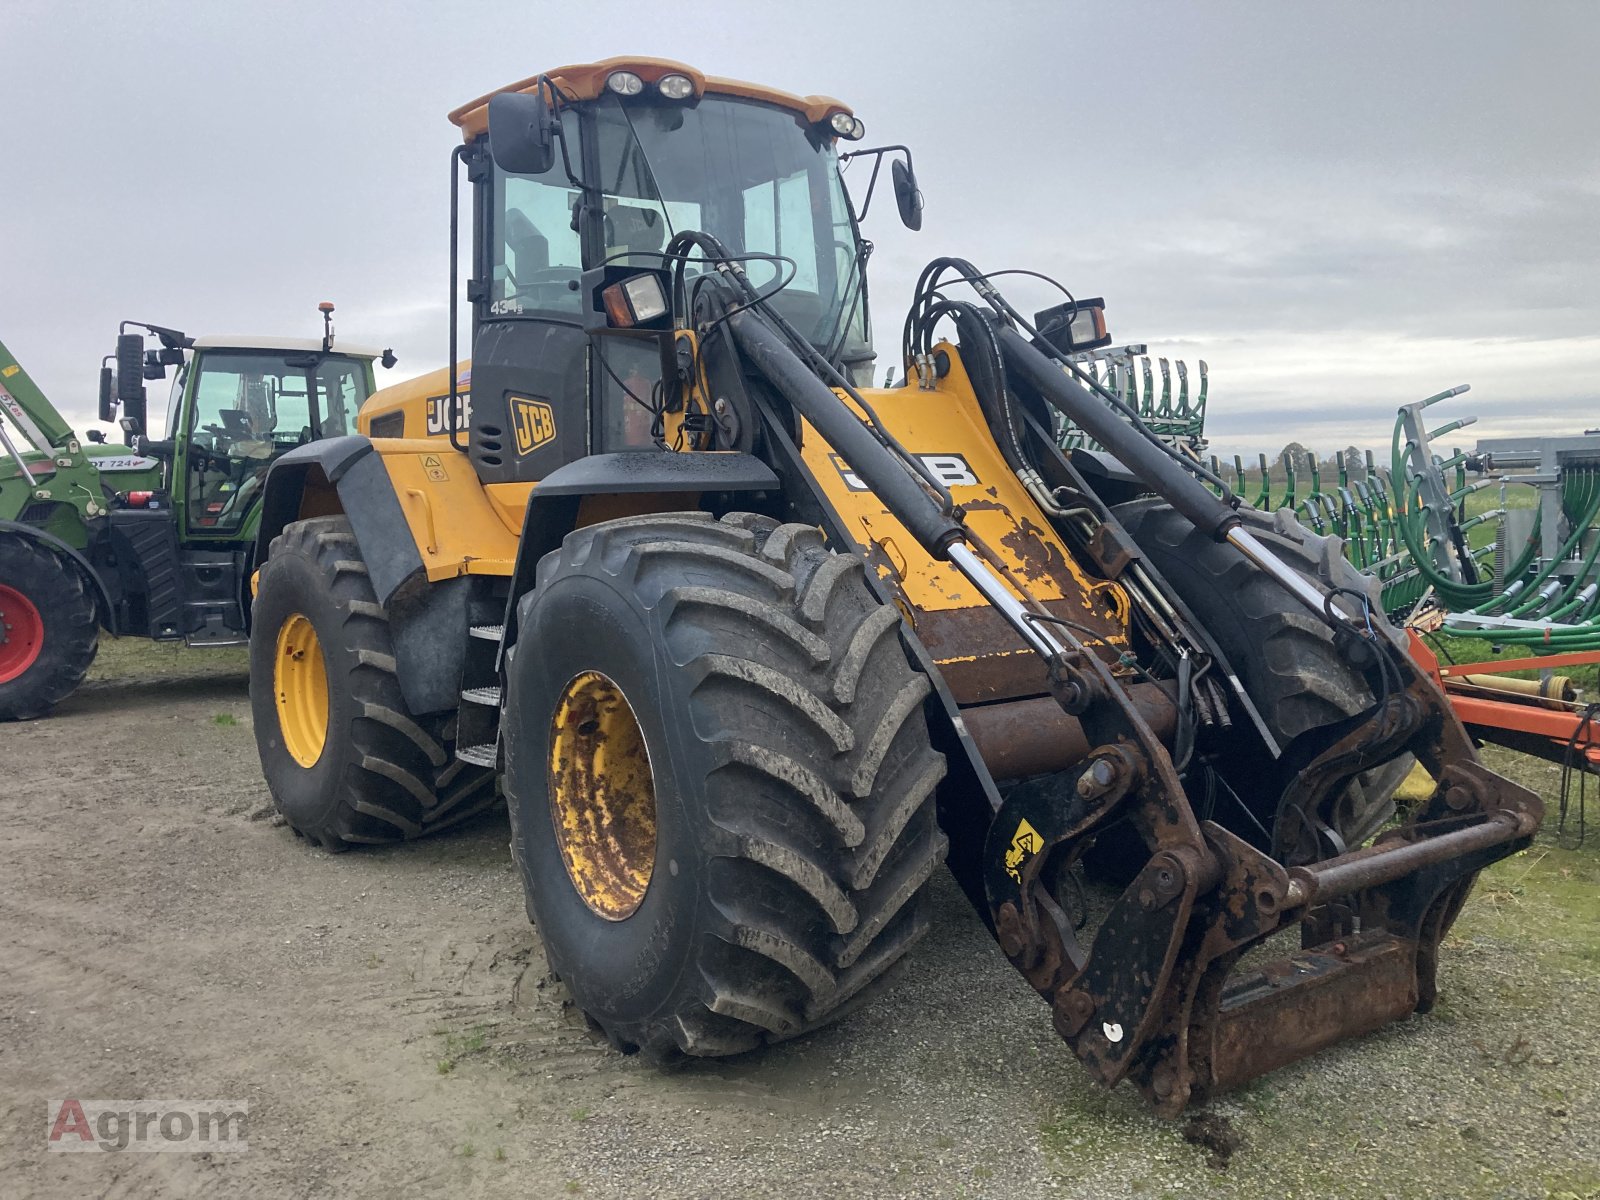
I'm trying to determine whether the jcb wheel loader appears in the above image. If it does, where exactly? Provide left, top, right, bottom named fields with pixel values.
left=248, top=57, right=1541, bottom=1112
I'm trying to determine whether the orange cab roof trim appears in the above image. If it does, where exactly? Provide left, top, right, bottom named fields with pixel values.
left=448, top=55, right=852, bottom=142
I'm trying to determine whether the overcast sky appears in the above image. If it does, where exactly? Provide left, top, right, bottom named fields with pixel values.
left=2, top=1, right=1595, bottom=456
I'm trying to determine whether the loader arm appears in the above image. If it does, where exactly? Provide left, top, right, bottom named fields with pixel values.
left=681, top=247, right=1541, bottom=1113
left=0, top=337, right=75, bottom=456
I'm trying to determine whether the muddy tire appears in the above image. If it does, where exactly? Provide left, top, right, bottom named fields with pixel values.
left=1113, top=500, right=1408, bottom=861
left=504, top=511, right=947, bottom=1057
left=0, top=534, right=99, bottom=721
left=249, top=516, right=496, bottom=849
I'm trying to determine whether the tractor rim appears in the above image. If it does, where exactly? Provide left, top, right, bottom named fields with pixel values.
left=548, top=670, right=658, bottom=920
left=275, top=613, right=330, bottom=767
left=0, top=584, right=44, bottom=685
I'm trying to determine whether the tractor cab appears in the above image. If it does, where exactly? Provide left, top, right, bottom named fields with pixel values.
left=102, top=316, right=381, bottom=540
left=163, top=339, right=377, bottom=537
left=91, top=315, right=385, bottom=644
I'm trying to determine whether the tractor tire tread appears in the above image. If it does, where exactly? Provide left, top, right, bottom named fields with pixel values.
left=0, top=534, right=100, bottom=721
left=252, top=516, right=497, bottom=848
left=509, top=512, right=946, bottom=1059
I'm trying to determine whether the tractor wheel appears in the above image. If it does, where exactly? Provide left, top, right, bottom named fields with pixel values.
left=1112, top=499, right=1410, bottom=863
left=0, top=534, right=99, bottom=721
left=248, top=515, right=496, bottom=849
left=503, top=512, right=948, bottom=1057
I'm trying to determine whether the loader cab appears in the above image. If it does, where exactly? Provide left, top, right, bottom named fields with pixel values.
left=458, top=63, right=875, bottom=487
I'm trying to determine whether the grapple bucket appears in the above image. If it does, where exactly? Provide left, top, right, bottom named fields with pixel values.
left=983, top=657, right=1541, bottom=1116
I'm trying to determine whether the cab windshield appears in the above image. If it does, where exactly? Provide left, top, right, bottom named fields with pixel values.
left=493, top=94, right=868, bottom=359
left=184, top=351, right=370, bottom=532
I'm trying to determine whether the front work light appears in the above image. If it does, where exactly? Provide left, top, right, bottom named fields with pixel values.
left=829, top=111, right=856, bottom=136
left=658, top=73, right=695, bottom=100
left=1033, top=297, right=1112, bottom=354
left=602, top=273, right=669, bottom=328
left=606, top=70, right=645, bottom=96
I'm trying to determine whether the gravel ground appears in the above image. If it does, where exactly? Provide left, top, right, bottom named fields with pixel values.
left=1, top=640, right=1596, bottom=1198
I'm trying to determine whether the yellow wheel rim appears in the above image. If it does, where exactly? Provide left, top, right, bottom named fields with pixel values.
left=275, top=613, right=330, bottom=768
left=548, top=670, right=657, bottom=921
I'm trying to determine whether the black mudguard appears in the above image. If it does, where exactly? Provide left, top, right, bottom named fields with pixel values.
left=0, top=518, right=118, bottom=634
left=255, top=437, right=464, bottom=714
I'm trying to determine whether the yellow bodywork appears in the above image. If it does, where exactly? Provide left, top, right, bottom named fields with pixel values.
left=370, top=439, right=524, bottom=582
left=354, top=363, right=526, bottom=579
left=798, top=343, right=1131, bottom=703
left=347, top=336, right=1130, bottom=705
left=803, top=347, right=1127, bottom=618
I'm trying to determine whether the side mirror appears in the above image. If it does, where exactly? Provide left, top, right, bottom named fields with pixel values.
left=115, top=334, right=146, bottom=405
left=98, top=365, right=115, bottom=423
left=892, top=158, right=923, bottom=231
left=488, top=90, right=556, bottom=176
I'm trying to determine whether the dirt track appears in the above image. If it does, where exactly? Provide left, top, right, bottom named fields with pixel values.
left=2, top=642, right=1597, bottom=1199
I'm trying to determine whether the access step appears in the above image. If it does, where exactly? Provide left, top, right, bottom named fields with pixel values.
left=456, top=742, right=498, bottom=768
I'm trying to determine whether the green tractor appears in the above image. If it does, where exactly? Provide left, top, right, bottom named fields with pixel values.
left=0, top=307, right=392, bottom=719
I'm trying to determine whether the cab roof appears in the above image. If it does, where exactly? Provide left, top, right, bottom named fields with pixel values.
left=190, top=335, right=383, bottom=359
left=448, top=55, right=852, bottom=142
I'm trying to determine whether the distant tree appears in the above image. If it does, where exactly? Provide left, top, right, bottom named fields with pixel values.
left=1280, top=442, right=1310, bottom=473
left=1344, top=445, right=1368, bottom=480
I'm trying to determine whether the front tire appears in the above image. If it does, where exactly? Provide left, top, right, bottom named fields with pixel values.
left=504, top=512, right=948, bottom=1057
left=0, top=535, right=99, bottom=721
left=249, top=516, right=496, bottom=848
left=1113, top=500, right=1409, bottom=862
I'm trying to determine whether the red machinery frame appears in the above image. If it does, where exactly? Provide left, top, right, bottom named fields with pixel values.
left=1408, top=632, right=1600, bottom=770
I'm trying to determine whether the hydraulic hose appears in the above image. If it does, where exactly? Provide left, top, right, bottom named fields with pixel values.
left=996, top=326, right=1240, bottom=543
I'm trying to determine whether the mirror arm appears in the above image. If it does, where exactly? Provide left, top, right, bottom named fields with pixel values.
left=839, top=145, right=915, bottom=225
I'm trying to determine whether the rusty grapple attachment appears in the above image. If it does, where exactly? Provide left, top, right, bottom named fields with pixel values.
left=975, top=323, right=1542, bottom=1115
left=983, top=676, right=1539, bottom=1114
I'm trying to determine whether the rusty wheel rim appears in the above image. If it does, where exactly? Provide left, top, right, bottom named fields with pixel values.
left=548, top=670, right=658, bottom=920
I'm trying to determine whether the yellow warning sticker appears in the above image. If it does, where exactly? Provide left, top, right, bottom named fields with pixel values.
left=510, top=396, right=556, bottom=455
left=1004, top=818, right=1044, bottom=883
left=1, top=364, right=18, bottom=377
left=419, top=453, right=449, bottom=482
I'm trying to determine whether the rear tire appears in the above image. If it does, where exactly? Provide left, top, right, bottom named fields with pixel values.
left=0, top=534, right=99, bottom=721
left=249, top=516, right=496, bottom=848
left=504, top=512, right=948, bottom=1057
left=1113, top=500, right=1408, bottom=862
